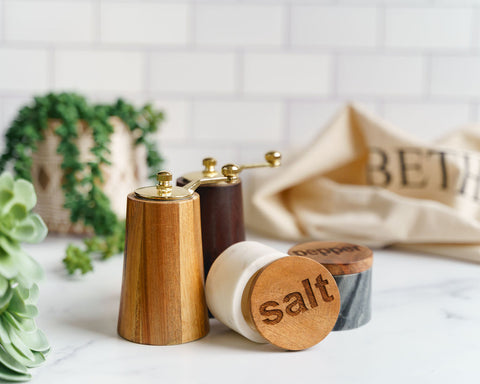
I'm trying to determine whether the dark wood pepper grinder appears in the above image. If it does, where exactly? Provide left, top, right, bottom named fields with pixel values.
left=118, top=165, right=240, bottom=345
left=176, top=151, right=281, bottom=281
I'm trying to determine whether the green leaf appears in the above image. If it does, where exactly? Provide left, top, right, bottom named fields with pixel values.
left=0, top=174, right=14, bottom=192
left=0, top=247, right=19, bottom=280
left=8, top=292, right=38, bottom=319
left=0, top=240, right=43, bottom=286
left=25, top=215, right=47, bottom=244
left=13, top=328, right=49, bottom=354
left=14, top=286, right=29, bottom=302
left=3, top=320, right=36, bottom=361
left=0, top=190, right=13, bottom=208
left=11, top=284, right=39, bottom=306
left=63, top=245, right=93, bottom=275
left=0, top=276, right=8, bottom=298
left=0, top=341, right=45, bottom=368
left=0, top=363, right=31, bottom=382
left=0, top=236, right=21, bottom=256
left=0, top=344, right=29, bottom=375
left=13, top=253, right=43, bottom=289
left=13, top=180, right=36, bottom=212
left=0, top=316, right=11, bottom=345
left=0, top=285, right=13, bottom=313
left=25, top=285, right=39, bottom=304
left=3, top=313, right=35, bottom=334
left=8, top=204, right=28, bottom=223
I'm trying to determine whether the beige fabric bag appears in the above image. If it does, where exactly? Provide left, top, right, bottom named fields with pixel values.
left=246, top=104, right=480, bottom=263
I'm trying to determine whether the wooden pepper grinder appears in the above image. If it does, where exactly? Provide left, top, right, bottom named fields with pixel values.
left=206, top=241, right=340, bottom=351
left=177, top=151, right=281, bottom=281
left=117, top=165, right=240, bottom=345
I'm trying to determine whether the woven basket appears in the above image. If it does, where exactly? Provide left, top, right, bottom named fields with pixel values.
left=31, top=117, right=148, bottom=234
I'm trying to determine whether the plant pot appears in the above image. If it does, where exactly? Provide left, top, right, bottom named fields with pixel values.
left=31, top=117, right=147, bottom=234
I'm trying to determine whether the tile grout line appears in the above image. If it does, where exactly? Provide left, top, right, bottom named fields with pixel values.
left=469, top=103, right=478, bottom=122
left=283, top=100, right=291, bottom=145
left=471, top=5, right=479, bottom=52
left=235, top=48, right=244, bottom=98
left=0, top=89, right=477, bottom=104
left=94, top=0, right=101, bottom=45
left=188, top=1, right=196, bottom=50
left=469, top=0, right=479, bottom=125
left=284, top=3, right=292, bottom=49
left=188, top=96, right=195, bottom=142
left=1, top=41, right=479, bottom=57
left=144, top=51, right=151, bottom=98
left=424, top=54, right=432, bottom=102
left=1, top=0, right=5, bottom=43
left=376, top=3, right=386, bottom=53
left=331, top=53, right=339, bottom=99
left=48, top=47, right=55, bottom=90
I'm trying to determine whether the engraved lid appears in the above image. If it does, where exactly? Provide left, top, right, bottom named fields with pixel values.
left=288, top=241, right=373, bottom=276
left=180, top=151, right=282, bottom=183
left=136, top=166, right=240, bottom=201
left=242, top=256, right=340, bottom=351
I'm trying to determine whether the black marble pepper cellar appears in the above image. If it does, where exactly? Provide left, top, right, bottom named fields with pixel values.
left=288, top=241, right=373, bottom=331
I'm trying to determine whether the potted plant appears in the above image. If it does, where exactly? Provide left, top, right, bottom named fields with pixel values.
left=0, top=93, right=164, bottom=274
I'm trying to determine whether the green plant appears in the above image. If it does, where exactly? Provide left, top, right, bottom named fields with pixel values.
left=0, top=93, right=164, bottom=274
left=0, top=172, right=49, bottom=382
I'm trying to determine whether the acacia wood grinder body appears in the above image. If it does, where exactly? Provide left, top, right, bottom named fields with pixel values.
left=117, top=166, right=240, bottom=345
left=177, top=151, right=281, bottom=281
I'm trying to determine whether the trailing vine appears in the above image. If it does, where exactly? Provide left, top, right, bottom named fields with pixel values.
left=0, top=93, right=164, bottom=274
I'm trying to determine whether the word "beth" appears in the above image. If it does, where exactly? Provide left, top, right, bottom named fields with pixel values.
left=368, top=146, right=480, bottom=201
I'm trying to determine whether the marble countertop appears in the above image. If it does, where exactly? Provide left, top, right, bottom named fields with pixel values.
left=25, top=234, right=480, bottom=384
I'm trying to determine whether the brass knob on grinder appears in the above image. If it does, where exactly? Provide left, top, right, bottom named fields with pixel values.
left=156, top=171, right=173, bottom=197
left=222, top=164, right=240, bottom=182
left=203, top=158, right=217, bottom=177
left=264, top=151, right=281, bottom=167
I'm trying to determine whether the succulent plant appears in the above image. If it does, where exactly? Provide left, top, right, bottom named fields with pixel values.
left=0, top=282, right=49, bottom=381
left=0, top=173, right=48, bottom=381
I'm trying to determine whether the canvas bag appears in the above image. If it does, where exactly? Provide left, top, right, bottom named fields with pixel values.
left=246, top=104, right=480, bottom=263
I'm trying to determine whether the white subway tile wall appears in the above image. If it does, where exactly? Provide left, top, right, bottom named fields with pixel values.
left=431, top=56, right=480, bottom=98
left=54, top=50, right=144, bottom=93
left=153, top=99, right=190, bottom=142
left=0, top=0, right=478, bottom=169
left=384, top=8, right=473, bottom=50
left=244, top=52, right=332, bottom=95
left=192, top=100, right=284, bottom=142
left=100, top=3, right=190, bottom=45
left=195, top=4, right=284, bottom=47
left=5, top=1, right=95, bottom=43
left=0, top=49, right=49, bottom=92
left=383, top=102, right=472, bottom=140
left=337, top=54, right=426, bottom=96
left=150, top=52, right=236, bottom=94
left=288, top=101, right=378, bottom=145
left=0, top=2, right=3, bottom=42
left=291, top=6, right=378, bottom=48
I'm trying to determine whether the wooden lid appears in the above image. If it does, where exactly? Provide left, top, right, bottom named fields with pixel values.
left=244, top=256, right=340, bottom=351
left=288, top=241, right=373, bottom=276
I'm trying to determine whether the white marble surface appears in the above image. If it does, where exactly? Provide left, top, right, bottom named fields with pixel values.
left=24, top=234, right=480, bottom=384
